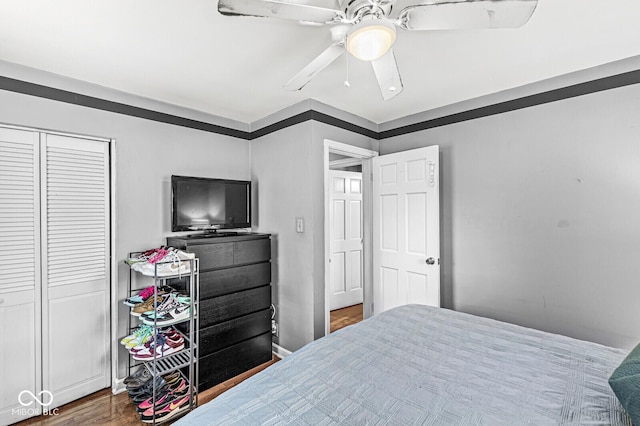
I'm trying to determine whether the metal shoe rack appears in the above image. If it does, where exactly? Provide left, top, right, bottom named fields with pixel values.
left=125, top=253, right=200, bottom=424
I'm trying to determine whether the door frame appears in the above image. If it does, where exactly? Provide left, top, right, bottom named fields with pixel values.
left=323, top=139, right=378, bottom=336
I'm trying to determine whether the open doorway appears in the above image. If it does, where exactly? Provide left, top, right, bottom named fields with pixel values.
left=328, top=167, right=363, bottom=332
left=323, top=140, right=378, bottom=335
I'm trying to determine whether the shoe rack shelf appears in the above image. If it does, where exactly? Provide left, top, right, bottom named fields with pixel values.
left=142, top=351, right=196, bottom=377
left=125, top=253, right=200, bottom=424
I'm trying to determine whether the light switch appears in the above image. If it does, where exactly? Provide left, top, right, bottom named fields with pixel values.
left=296, top=217, right=304, bottom=233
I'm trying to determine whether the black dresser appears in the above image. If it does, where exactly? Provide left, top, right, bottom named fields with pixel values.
left=167, top=233, right=272, bottom=391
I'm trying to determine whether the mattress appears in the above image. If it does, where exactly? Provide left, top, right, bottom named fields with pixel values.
left=175, top=304, right=631, bottom=425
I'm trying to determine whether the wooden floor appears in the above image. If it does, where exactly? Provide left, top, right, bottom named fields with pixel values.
left=16, top=306, right=362, bottom=425
left=330, top=303, right=363, bottom=333
left=16, top=357, right=278, bottom=426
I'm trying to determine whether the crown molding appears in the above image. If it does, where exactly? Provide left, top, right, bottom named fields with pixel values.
left=1, top=59, right=639, bottom=141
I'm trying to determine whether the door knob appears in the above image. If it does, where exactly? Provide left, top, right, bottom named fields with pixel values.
left=426, top=257, right=436, bottom=265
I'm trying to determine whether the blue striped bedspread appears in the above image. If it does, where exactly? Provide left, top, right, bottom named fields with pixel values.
left=175, top=304, right=631, bottom=425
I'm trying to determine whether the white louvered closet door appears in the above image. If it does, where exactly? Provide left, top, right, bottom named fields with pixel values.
left=41, top=134, right=110, bottom=409
left=0, top=127, right=42, bottom=424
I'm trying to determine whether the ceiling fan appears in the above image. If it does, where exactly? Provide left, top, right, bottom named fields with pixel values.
left=218, top=0, right=538, bottom=100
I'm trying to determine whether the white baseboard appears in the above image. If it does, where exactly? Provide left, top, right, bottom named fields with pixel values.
left=272, top=343, right=292, bottom=358
left=111, top=377, right=127, bottom=395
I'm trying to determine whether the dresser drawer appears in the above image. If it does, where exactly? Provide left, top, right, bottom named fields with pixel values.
left=233, top=239, right=270, bottom=265
left=200, top=262, right=271, bottom=300
left=187, top=242, right=233, bottom=270
left=199, top=308, right=271, bottom=357
left=167, top=262, right=271, bottom=300
left=200, top=285, right=271, bottom=328
left=168, top=235, right=271, bottom=271
left=198, top=331, right=272, bottom=392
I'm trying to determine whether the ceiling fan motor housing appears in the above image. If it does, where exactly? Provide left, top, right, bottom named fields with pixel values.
left=343, top=0, right=394, bottom=21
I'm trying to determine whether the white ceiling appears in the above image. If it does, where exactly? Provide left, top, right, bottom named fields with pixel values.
left=1, top=0, right=639, bottom=125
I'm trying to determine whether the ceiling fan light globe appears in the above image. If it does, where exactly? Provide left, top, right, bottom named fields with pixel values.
left=346, top=22, right=396, bottom=61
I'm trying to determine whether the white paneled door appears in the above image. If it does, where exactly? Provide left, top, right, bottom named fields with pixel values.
left=372, top=146, right=440, bottom=314
left=41, top=134, right=111, bottom=409
left=329, top=171, right=364, bottom=310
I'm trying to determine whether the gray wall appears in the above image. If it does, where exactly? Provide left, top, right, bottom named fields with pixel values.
left=251, top=122, right=316, bottom=350
left=251, top=119, right=376, bottom=351
left=0, top=87, right=251, bottom=378
left=379, top=83, right=640, bottom=350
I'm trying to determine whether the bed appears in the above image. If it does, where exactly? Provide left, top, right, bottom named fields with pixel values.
left=175, top=304, right=633, bottom=425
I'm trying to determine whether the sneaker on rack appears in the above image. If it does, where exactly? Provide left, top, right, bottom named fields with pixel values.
left=129, top=334, right=167, bottom=356
left=120, top=325, right=153, bottom=346
left=128, top=376, right=166, bottom=399
left=155, top=335, right=185, bottom=358
left=123, top=325, right=156, bottom=349
left=125, top=329, right=154, bottom=350
left=131, top=335, right=185, bottom=361
left=123, top=367, right=151, bottom=386
left=128, top=334, right=159, bottom=354
left=127, top=324, right=178, bottom=350
left=127, top=374, right=164, bottom=395
left=143, top=304, right=194, bottom=327
left=175, top=294, right=191, bottom=305
left=136, top=377, right=187, bottom=411
left=129, top=330, right=182, bottom=355
left=126, top=371, right=179, bottom=393
left=128, top=329, right=181, bottom=355
left=134, top=386, right=171, bottom=408
left=162, top=371, right=181, bottom=385
left=139, top=294, right=182, bottom=321
left=131, top=248, right=196, bottom=278
left=123, top=286, right=156, bottom=307
left=132, top=335, right=185, bottom=361
left=131, top=293, right=169, bottom=317
left=126, top=370, right=178, bottom=391
left=125, top=247, right=165, bottom=266
left=131, top=371, right=187, bottom=402
left=125, top=374, right=152, bottom=392
left=140, top=388, right=192, bottom=423
left=131, top=380, right=171, bottom=406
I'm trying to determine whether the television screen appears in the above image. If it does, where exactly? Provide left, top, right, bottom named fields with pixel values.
left=171, top=175, right=251, bottom=232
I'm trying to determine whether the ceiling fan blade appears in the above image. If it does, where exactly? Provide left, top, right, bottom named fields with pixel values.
left=371, top=49, right=403, bottom=101
left=398, top=0, right=538, bottom=31
left=284, top=41, right=345, bottom=90
left=218, top=0, right=343, bottom=24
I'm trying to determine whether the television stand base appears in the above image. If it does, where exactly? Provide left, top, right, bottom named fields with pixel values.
left=186, top=230, right=240, bottom=238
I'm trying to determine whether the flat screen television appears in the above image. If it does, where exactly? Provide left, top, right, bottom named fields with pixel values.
left=171, top=175, right=251, bottom=232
